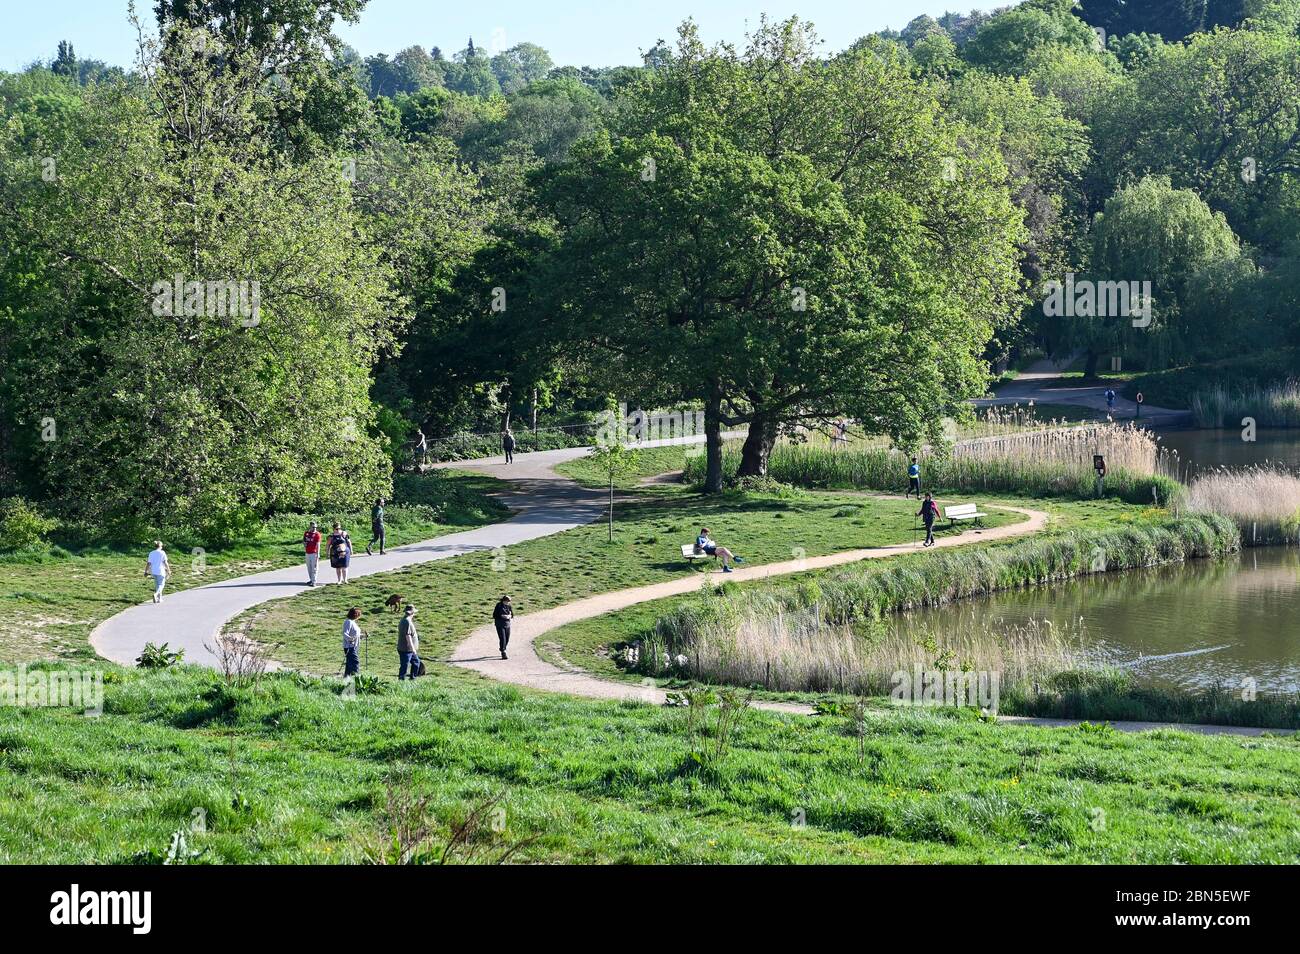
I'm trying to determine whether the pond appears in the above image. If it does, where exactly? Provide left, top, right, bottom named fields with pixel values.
left=1155, top=427, right=1300, bottom=478
left=890, top=546, right=1300, bottom=692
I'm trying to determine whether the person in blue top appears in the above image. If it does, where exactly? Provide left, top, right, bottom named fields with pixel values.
left=1105, top=388, right=1117, bottom=413
left=907, top=457, right=921, bottom=498
left=695, top=527, right=744, bottom=573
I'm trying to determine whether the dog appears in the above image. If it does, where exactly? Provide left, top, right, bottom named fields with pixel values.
left=385, top=594, right=404, bottom=613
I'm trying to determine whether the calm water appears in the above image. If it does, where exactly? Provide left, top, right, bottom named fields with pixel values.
left=891, top=547, right=1300, bottom=692
left=1156, top=428, right=1300, bottom=478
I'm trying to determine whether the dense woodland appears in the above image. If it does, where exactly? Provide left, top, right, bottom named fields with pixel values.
left=2, top=0, right=1299, bottom=541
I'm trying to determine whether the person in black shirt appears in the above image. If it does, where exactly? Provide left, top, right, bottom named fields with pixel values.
left=917, top=493, right=940, bottom=548
left=493, top=595, right=514, bottom=659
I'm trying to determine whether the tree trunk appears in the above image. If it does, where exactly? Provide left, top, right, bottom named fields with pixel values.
left=704, top=387, right=724, bottom=494
left=1083, top=350, right=1099, bottom=380
left=531, top=388, right=538, bottom=433
left=736, top=412, right=777, bottom=477
left=608, top=478, right=614, bottom=541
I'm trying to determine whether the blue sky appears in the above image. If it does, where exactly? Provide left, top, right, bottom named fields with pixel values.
left=1, top=0, right=957, bottom=71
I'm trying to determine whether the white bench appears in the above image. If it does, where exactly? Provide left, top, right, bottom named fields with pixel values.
left=681, top=544, right=715, bottom=563
left=944, top=503, right=987, bottom=528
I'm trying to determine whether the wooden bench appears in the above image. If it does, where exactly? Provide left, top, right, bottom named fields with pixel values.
left=944, top=503, right=987, bottom=528
left=681, top=544, right=715, bottom=564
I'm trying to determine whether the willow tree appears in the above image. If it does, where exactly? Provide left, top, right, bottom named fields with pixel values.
left=540, top=20, right=1027, bottom=491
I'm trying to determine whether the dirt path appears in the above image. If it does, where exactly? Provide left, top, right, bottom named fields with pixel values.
left=976, top=357, right=1192, bottom=429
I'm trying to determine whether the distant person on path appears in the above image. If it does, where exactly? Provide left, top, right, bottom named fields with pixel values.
left=328, top=522, right=352, bottom=584
left=397, top=605, right=421, bottom=680
left=342, top=607, right=362, bottom=677
left=366, top=498, right=386, bottom=556
left=144, top=541, right=171, bottom=604
left=493, top=595, right=514, bottom=659
left=1105, top=388, right=1117, bottom=413
left=415, top=428, right=428, bottom=469
left=907, top=458, right=921, bottom=498
left=502, top=427, right=516, bottom=464
left=695, top=526, right=744, bottom=573
left=917, top=493, right=940, bottom=548
left=833, top=418, right=848, bottom=448
left=303, top=521, right=322, bottom=586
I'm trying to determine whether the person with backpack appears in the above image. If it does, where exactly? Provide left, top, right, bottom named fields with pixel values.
left=907, top=458, right=922, bottom=498
left=1105, top=388, right=1117, bottom=413
left=917, top=493, right=940, bottom=548
left=502, top=428, right=516, bottom=464
left=328, top=522, right=352, bottom=584
left=366, top=498, right=385, bottom=556
left=303, top=521, right=322, bottom=586
left=144, top=541, right=171, bottom=604
left=493, top=595, right=514, bottom=660
left=342, top=607, right=363, bottom=677
left=397, top=605, right=422, bottom=680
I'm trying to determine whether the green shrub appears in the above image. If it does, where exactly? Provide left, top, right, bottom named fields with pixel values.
left=0, top=497, right=59, bottom=552
left=136, top=642, right=186, bottom=670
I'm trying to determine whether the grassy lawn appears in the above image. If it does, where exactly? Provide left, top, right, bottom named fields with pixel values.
left=234, top=486, right=1026, bottom=676
left=2, top=665, right=1297, bottom=863
left=0, top=470, right=509, bottom=665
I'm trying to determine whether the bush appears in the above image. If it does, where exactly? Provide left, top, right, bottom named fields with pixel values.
left=0, top=497, right=59, bottom=552
left=136, top=642, right=185, bottom=669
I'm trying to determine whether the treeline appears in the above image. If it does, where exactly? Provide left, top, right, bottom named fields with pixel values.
left=3, top=0, right=1300, bottom=543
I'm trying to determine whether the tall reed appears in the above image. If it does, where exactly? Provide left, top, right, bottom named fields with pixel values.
left=1178, top=465, right=1300, bottom=545
left=1190, top=380, right=1300, bottom=429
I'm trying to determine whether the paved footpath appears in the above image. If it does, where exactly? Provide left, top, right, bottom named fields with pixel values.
left=90, top=438, right=1289, bottom=737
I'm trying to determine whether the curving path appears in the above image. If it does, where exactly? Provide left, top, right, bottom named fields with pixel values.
left=449, top=506, right=1049, bottom=717
left=975, top=357, right=1191, bottom=429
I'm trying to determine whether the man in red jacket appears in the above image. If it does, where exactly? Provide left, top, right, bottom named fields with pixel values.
left=303, top=521, right=322, bottom=587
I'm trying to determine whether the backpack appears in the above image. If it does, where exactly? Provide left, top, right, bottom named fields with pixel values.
left=414, top=657, right=426, bottom=677
left=329, top=533, right=347, bottom=560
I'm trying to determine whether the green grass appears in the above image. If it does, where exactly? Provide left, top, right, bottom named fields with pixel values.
left=2, top=665, right=1298, bottom=863
left=0, top=470, right=510, bottom=665
left=236, top=487, right=1024, bottom=676
left=554, top=444, right=704, bottom=489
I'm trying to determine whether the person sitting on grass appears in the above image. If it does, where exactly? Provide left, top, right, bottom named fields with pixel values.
left=695, top=527, right=744, bottom=573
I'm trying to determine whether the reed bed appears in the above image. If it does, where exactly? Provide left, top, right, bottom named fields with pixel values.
left=1179, top=465, right=1300, bottom=545
left=637, top=514, right=1240, bottom=693
left=684, top=423, right=1182, bottom=505
left=1190, top=380, right=1300, bottom=429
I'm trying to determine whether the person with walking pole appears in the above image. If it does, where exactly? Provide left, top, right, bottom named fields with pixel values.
left=493, top=595, right=514, bottom=660
left=917, top=493, right=940, bottom=548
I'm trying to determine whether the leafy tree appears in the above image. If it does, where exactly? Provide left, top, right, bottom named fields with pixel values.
left=540, top=21, right=1026, bottom=490
left=964, top=0, right=1101, bottom=74
left=490, top=43, right=554, bottom=94
left=51, top=41, right=77, bottom=79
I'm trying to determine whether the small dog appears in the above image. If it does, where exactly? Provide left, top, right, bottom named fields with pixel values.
left=385, top=594, right=404, bottom=613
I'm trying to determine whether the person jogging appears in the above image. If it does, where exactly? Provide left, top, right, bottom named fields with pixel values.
left=917, top=493, right=940, bottom=548
left=493, top=595, right=514, bottom=659
left=366, top=498, right=385, bottom=556
left=502, top=428, right=516, bottom=464
left=397, top=605, right=421, bottom=680
left=144, top=542, right=171, bottom=604
left=303, top=521, right=322, bottom=586
left=907, top=457, right=922, bottom=498
left=342, top=607, right=363, bottom=677
left=328, top=522, right=352, bottom=584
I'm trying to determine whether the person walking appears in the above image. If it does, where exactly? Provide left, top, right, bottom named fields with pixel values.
left=493, top=595, right=514, bottom=660
left=1105, top=388, right=1117, bottom=414
left=328, top=522, right=352, bottom=584
left=342, top=607, right=363, bottom=677
left=907, top=457, right=922, bottom=499
left=917, top=493, right=940, bottom=548
left=144, top=541, right=171, bottom=604
left=366, top=498, right=386, bottom=556
left=303, top=521, right=322, bottom=586
left=415, top=428, right=429, bottom=469
left=397, top=605, right=421, bottom=680
left=502, top=427, right=516, bottom=464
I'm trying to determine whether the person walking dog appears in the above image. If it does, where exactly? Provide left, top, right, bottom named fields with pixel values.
left=342, top=607, right=363, bottom=677
left=397, top=605, right=422, bottom=680
left=917, top=493, right=940, bottom=548
left=144, top=541, right=171, bottom=603
left=493, top=595, right=514, bottom=659
left=303, top=521, right=322, bottom=586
